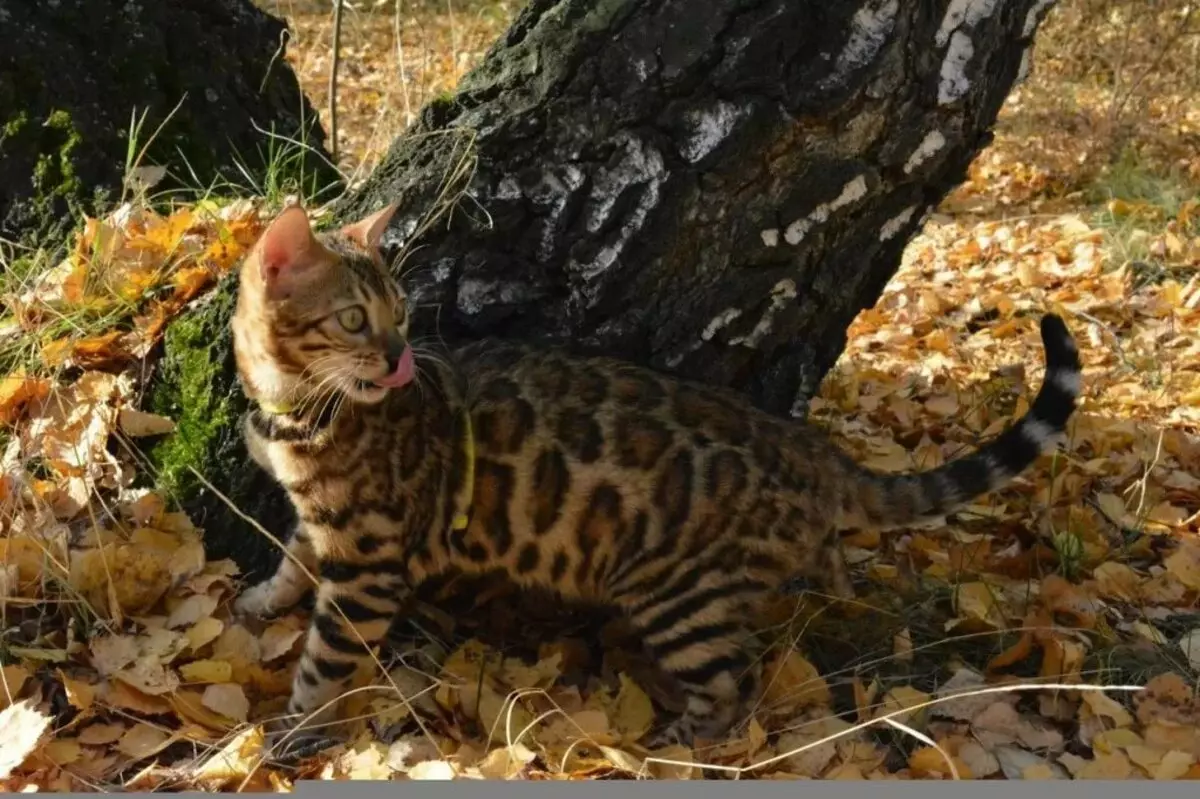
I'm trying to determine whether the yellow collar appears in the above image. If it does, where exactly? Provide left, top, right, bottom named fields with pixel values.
left=257, top=399, right=296, bottom=415
left=451, top=408, right=475, bottom=531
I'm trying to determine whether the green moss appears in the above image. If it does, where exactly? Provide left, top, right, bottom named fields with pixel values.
left=2, top=111, right=28, bottom=138
left=147, top=279, right=240, bottom=500
left=31, top=110, right=84, bottom=201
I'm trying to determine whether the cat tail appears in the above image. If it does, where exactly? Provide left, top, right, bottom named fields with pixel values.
left=845, top=313, right=1082, bottom=530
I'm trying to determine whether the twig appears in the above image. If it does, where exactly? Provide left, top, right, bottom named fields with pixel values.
left=329, top=0, right=344, bottom=164
left=394, top=0, right=413, bottom=127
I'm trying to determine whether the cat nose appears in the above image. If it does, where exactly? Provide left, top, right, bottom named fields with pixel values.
left=383, top=329, right=407, bottom=372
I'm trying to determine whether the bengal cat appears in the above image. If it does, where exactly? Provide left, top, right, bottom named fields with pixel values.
left=230, top=203, right=1082, bottom=754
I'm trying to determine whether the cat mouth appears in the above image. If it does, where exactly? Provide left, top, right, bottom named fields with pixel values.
left=373, top=345, right=415, bottom=389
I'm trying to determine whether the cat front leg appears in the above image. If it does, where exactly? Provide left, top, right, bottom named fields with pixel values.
left=234, top=524, right=318, bottom=619
left=266, top=557, right=408, bottom=750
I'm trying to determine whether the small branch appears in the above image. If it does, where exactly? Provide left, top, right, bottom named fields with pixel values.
left=329, top=0, right=344, bottom=165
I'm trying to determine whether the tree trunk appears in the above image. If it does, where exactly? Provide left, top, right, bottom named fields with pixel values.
left=148, top=0, right=1058, bottom=577
left=0, top=0, right=338, bottom=253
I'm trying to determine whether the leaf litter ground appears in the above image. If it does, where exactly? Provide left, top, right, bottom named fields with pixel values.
left=1, top=0, right=1199, bottom=788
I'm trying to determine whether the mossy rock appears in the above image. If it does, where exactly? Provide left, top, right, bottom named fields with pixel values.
left=146, top=275, right=294, bottom=579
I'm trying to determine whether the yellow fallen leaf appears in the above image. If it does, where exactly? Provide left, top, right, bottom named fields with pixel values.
left=116, top=722, right=173, bottom=760
left=1164, top=542, right=1200, bottom=591
left=612, top=673, right=655, bottom=743
left=0, top=697, right=53, bottom=779
left=78, top=723, right=126, bottom=745
left=169, top=689, right=236, bottom=732
left=909, top=745, right=971, bottom=779
left=56, top=670, right=95, bottom=711
left=1, top=665, right=31, bottom=708
left=761, top=651, right=832, bottom=713
left=1154, top=751, right=1196, bottom=780
left=0, top=370, right=51, bottom=425
left=191, top=726, right=265, bottom=787
left=212, top=625, right=262, bottom=665
left=598, top=746, right=644, bottom=776
left=69, top=545, right=173, bottom=617
left=260, top=621, right=305, bottom=663
left=1082, top=690, right=1134, bottom=728
left=180, top=660, right=233, bottom=685
left=201, top=683, right=249, bottom=723
left=949, top=582, right=1006, bottom=629
left=185, top=617, right=225, bottom=651
left=166, top=593, right=218, bottom=629
left=1092, top=562, right=1142, bottom=601
left=43, top=739, right=83, bottom=765
left=1078, top=750, right=1133, bottom=779
left=118, top=408, right=176, bottom=437
left=645, top=744, right=695, bottom=780
left=476, top=742, right=537, bottom=779
left=877, top=686, right=932, bottom=726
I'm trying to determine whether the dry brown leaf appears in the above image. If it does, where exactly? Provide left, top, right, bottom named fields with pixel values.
left=612, top=673, right=655, bottom=743
left=876, top=686, right=931, bottom=726
left=0, top=665, right=31, bottom=708
left=56, top=670, right=95, bottom=711
left=77, top=723, right=126, bottom=745
left=761, top=651, right=832, bottom=714
left=116, top=722, right=173, bottom=760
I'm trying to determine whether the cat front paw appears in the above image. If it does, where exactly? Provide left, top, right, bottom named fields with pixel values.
left=234, top=581, right=282, bottom=620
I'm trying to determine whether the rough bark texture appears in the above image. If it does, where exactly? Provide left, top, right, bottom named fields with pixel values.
left=148, top=0, right=1058, bottom=578
left=0, top=0, right=338, bottom=253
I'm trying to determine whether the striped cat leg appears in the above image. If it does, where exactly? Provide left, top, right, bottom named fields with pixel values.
left=234, top=526, right=317, bottom=619
left=625, top=574, right=768, bottom=748
left=271, top=565, right=407, bottom=741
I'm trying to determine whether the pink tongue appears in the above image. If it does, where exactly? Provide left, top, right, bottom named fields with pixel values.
left=375, top=345, right=415, bottom=388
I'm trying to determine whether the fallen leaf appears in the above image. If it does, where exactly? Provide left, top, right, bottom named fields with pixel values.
left=0, top=665, right=31, bottom=708
left=78, top=723, right=127, bottom=745
left=408, top=759, right=458, bottom=780
left=761, top=651, right=832, bottom=714
left=191, top=726, right=264, bottom=787
left=612, top=673, right=655, bottom=743
left=0, top=698, right=53, bottom=778
left=876, top=686, right=931, bottom=726
left=185, top=617, right=225, bottom=651
left=201, top=683, right=250, bottom=723
left=56, top=671, right=95, bottom=711
left=260, top=621, right=305, bottom=663
left=118, top=408, right=176, bottom=437
left=43, top=739, right=83, bottom=766
left=116, top=722, right=173, bottom=760
left=180, top=660, right=234, bottom=685
left=165, top=593, right=218, bottom=629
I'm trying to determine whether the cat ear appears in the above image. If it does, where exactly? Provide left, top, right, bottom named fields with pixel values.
left=339, top=202, right=398, bottom=258
left=256, top=205, right=320, bottom=298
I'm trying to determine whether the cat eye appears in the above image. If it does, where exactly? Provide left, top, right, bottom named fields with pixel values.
left=336, top=305, right=368, bottom=333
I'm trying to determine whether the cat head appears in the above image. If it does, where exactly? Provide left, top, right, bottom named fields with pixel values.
left=232, top=202, right=414, bottom=409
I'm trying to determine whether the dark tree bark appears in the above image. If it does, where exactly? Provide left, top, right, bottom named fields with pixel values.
left=0, top=0, right=339, bottom=252
left=147, top=0, right=1058, bottom=577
